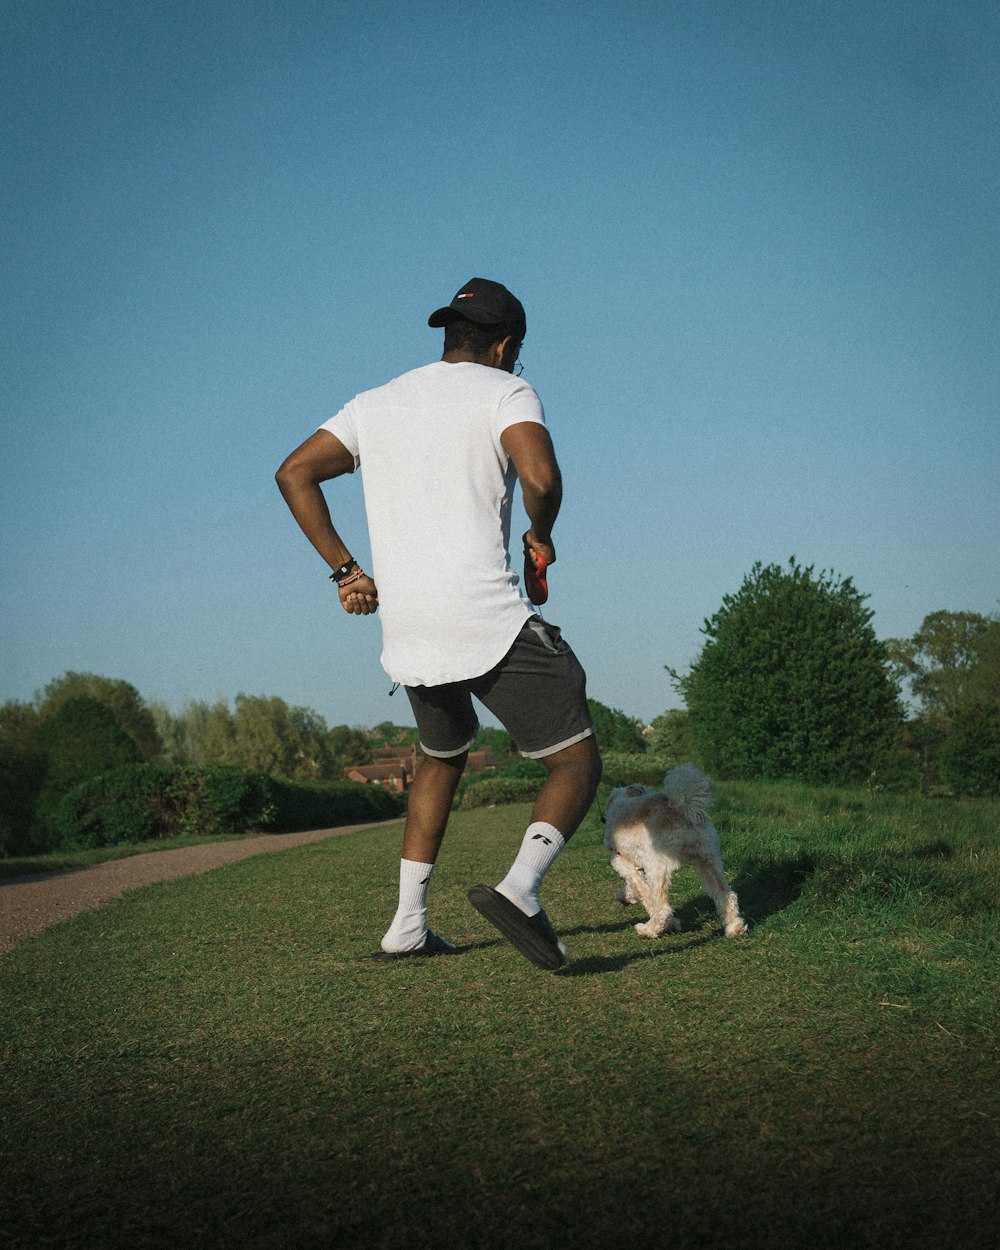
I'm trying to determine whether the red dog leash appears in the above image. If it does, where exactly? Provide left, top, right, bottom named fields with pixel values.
left=524, top=551, right=548, bottom=605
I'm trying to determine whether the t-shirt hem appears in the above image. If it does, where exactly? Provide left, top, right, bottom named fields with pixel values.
left=382, top=608, right=533, bottom=688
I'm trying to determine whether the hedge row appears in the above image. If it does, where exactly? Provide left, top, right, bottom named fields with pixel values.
left=51, top=764, right=404, bottom=849
left=458, top=776, right=543, bottom=809
left=49, top=753, right=696, bottom=845
left=456, top=753, right=680, bottom=810
left=597, top=753, right=678, bottom=789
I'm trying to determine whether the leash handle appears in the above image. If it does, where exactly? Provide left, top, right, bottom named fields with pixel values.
left=524, top=551, right=549, bottom=604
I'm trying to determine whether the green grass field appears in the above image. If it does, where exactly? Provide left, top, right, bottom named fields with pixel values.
left=2, top=783, right=998, bottom=1249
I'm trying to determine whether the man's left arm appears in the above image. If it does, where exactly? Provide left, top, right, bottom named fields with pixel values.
left=500, top=421, right=563, bottom=570
left=275, top=430, right=379, bottom=616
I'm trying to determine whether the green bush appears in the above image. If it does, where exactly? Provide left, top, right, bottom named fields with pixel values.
left=598, top=753, right=672, bottom=789
left=588, top=699, right=647, bottom=753
left=263, top=777, right=403, bottom=831
left=456, top=753, right=673, bottom=811
left=31, top=697, right=143, bottom=847
left=495, top=758, right=547, bottom=780
left=50, top=765, right=404, bottom=849
left=0, top=736, right=47, bottom=856
left=51, top=765, right=180, bottom=848
left=458, top=776, right=544, bottom=809
left=940, top=704, right=1000, bottom=797
left=672, top=559, right=901, bottom=784
left=170, top=766, right=278, bottom=836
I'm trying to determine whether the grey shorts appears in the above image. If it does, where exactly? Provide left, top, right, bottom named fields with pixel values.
left=404, top=617, right=595, bottom=760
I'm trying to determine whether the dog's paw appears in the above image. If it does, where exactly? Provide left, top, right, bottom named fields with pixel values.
left=634, top=920, right=658, bottom=938
left=617, top=885, right=638, bottom=906
left=724, top=918, right=748, bottom=937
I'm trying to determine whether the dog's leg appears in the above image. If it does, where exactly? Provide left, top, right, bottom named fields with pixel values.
left=625, top=865, right=661, bottom=937
left=625, top=868, right=655, bottom=922
left=616, top=876, right=640, bottom=906
left=610, top=850, right=641, bottom=906
left=634, top=865, right=680, bottom=938
left=690, top=852, right=747, bottom=937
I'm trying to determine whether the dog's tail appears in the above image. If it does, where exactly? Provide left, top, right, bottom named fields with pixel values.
left=662, top=763, right=714, bottom=824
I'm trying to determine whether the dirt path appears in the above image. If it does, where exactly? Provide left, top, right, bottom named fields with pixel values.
left=0, top=820, right=402, bottom=955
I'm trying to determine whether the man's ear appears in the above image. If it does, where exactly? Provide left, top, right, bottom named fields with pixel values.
left=493, top=335, right=513, bottom=370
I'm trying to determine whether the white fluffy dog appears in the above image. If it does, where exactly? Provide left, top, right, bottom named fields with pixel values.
left=603, top=763, right=747, bottom=938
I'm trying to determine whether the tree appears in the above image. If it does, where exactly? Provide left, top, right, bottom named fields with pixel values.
left=240, top=697, right=334, bottom=779
left=35, top=696, right=142, bottom=793
left=965, top=619, right=1000, bottom=710
left=186, top=695, right=336, bottom=780
left=646, top=709, right=698, bottom=764
left=30, top=696, right=143, bottom=845
left=473, top=726, right=514, bottom=758
left=886, top=611, right=995, bottom=727
left=149, top=698, right=233, bottom=766
left=150, top=698, right=197, bottom=766
left=328, top=725, right=371, bottom=769
left=0, top=701, right=45, bottom=854
left=369, top=722, right=421, bottom=748
left=37, top=672, right=162, bottom=762
left=155, top=699, right=373, bottom=780
left=939, top=703, right=1000, bottom=798
left=886, top=611, right=1000, bottom=792
left=587, top=700, right=647, bottom=753
left=669, top=559, right=901, bottom=784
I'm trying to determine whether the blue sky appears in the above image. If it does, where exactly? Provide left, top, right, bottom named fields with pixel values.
left=2, top=0, right=998, bottom=731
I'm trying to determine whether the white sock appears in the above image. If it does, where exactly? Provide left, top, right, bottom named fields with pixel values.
left=381, top=859, right=435, bottom=953
left=495, top=822, right=565, bottom=917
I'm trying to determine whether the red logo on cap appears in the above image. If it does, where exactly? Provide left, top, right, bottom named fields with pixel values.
left=457, top=292, right=474, bottom=299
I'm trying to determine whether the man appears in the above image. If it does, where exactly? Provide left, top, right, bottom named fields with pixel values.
left=276, top=277, right=601, bottom=971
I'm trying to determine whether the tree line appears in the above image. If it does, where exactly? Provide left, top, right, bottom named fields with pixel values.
left=0, top=672, right=648, bottom=855
left=668, top=559, right=999, bottom=796
left=3, top=559, right=997, bottom=854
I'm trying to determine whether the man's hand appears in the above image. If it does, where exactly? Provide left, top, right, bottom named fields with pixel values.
left=523, top=529, right=556, bottom=569
left=338, top=574, right=379, bottom=615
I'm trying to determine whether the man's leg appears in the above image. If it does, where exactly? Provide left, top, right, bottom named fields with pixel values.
left=467, top=621, right=602, bottom=968
left=494, top=736, right=602, bottom=916
left=530, top=735, right=603, bottom=840
left=402, top=750, right=468, bottom=864
left=379, top=751, right=467, bottom=954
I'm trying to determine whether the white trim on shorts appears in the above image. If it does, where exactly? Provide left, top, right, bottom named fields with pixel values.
left=518, top=725, right=595, bottom=760
left=419, top=728, right=480, bottom=759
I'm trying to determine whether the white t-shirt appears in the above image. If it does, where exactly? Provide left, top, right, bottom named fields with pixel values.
left=318, top=361, right=546, bottom=686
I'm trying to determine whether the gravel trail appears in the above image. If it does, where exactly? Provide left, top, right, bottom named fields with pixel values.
left=0, top=819, right=402, bottom=954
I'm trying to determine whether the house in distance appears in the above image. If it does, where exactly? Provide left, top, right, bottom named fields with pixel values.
left=344, top=743, right=499, bottom=793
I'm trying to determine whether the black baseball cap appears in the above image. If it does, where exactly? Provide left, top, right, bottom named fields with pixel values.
left=427, top=277, right=526, bottom=339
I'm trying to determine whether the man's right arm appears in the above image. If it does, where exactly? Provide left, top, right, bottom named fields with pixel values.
left=275, top=430, right=379, bottom=615
left=500, top=421, right=563, bottom=568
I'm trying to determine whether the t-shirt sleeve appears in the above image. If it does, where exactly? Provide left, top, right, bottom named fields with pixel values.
left=318, top=400, right=361, bottom=466
left=492, top=379, right=545, bottom=446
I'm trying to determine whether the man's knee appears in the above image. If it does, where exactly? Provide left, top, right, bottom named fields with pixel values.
left=422, top=750, right=468, bottom=776
left=543, top=736, right=602, bottom=790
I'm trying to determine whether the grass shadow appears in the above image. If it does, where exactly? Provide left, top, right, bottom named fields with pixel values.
left=562, top=932, right=718, bottom=976
left=0, top=863, right=95, bottom=886
left=355, top=937, right=509, bottom=965
left=569, top=849, right=818, bottom=952
left=729, top=851, right=817, bottom=927
left=561, top=917, right=639, bottom=938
